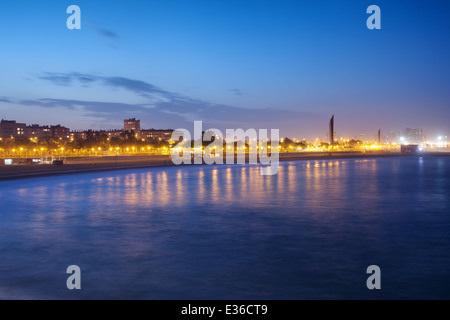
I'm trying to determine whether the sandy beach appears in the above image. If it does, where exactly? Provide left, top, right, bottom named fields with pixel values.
left=0, top=151, right=449, bottom=181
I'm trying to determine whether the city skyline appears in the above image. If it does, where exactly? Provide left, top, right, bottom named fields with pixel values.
left=0, top=116, right=441, bottom=146
left=1, top=1, right=450, bottom=139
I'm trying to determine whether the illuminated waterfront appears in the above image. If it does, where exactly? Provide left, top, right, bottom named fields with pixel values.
left=1, top=157, right=450, bottom=299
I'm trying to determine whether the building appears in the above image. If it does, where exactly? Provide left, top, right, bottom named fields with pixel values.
left=140, top=129, right=174, bottom=141
left=1, top=120, right=70, bottom=140
left=70, top=129, right=123, bottom=141
left=0, top=120, right=26, bottom=138
left=329, top=115, right=335, bottom=145
left=26, top=124, right=52, bottom=140
left=387, top=131, right=401, bottom=144
left=70, top=131, right=87, bottom=141
left=403, top=128, right=424, bottom=145
left=401, top=145, right=420, bottom=153
left=124, top=118, right=141, bottom=137
left=51, top=125, right=70, bottom=139
left=102, top=130, right=123, bottom=139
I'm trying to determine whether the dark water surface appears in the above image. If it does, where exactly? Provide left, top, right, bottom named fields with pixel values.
left=1, top=157, right=449, bottom=299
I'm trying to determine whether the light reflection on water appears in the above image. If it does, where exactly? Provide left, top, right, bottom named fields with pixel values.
left=0, top=157, right=450, bottom=299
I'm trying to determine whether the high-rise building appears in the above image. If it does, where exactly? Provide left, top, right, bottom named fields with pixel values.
left=124, top=118, right=141, bottom=138
left=403, top=128, right=424, bottom=144
left=329, top=115, right=335, bottom=145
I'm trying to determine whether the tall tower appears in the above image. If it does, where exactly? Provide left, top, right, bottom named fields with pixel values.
left=378, top=129, right=381, bottom=144
left=124, top=118, right=141, bottom=139
left=124, top=118, right=141, bottom=135
left=329, top=115, right=334, bottom=145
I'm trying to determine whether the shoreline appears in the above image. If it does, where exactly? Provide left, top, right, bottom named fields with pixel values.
left=0, top=152, right=449, bottom=182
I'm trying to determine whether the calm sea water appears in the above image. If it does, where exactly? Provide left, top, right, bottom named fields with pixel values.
left=0, top=157, right=449, bottom=300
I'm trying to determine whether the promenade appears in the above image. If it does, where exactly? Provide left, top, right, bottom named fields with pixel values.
left=0, top=152, right=447, bottom=181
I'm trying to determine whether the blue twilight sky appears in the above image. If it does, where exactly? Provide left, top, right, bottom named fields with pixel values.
left=0, top=0, right=449, bottom=139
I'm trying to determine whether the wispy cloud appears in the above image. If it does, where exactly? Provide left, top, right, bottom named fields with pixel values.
left=19, top=98, right=191, bottom=129
left=39, top=73, right=97, bottom=86
left=96, top=28, right=120, bottom=40
left=230, top=89, right=242, bottom=96
left=33, top=72, right=319, bottom=131
left=39, top=72, right=175, bottom=99
left=103, top=76, right=176, bottom=99
left=0, top=97, right=13, bottom=103
left=20, top=98, right=147, bottom=112
left=38, top=73, right=74, bottom=86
